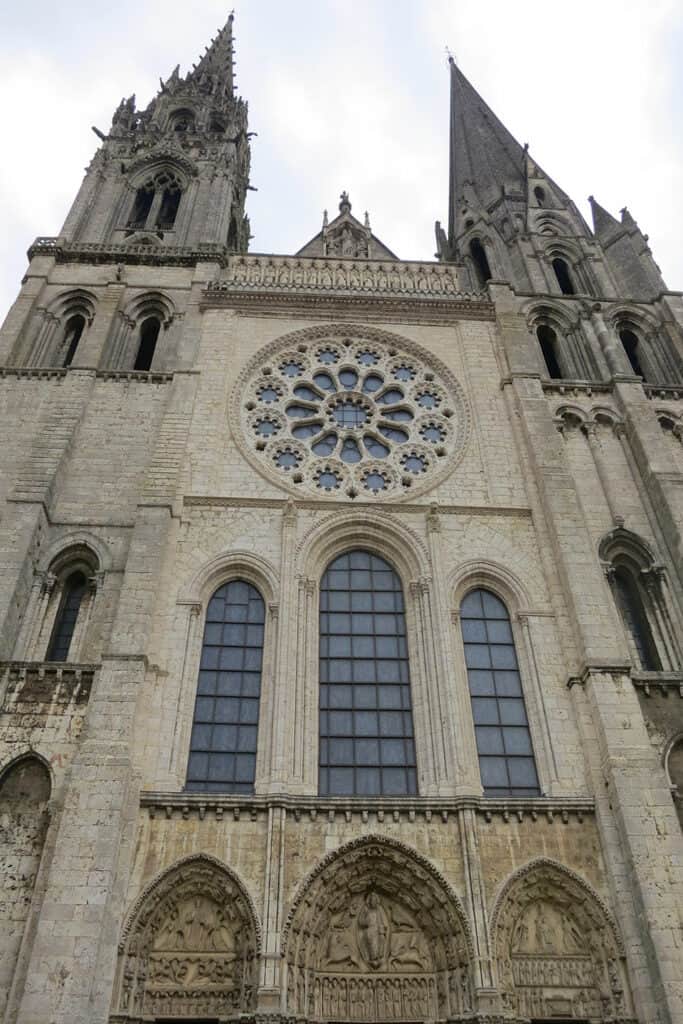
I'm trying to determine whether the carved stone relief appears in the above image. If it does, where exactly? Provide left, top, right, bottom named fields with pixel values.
left=114, top=855, right=258, bottom=1019
left=284, top=837, right=472, bottom=1022
left=492, top=860, right=635, bottom=1022
left=0, top=757, right=50, bottom=1018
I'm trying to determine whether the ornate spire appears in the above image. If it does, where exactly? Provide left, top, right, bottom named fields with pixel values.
left=447, top=57, right=527, bottom=241
left=187, top=12, right=236, bottom=99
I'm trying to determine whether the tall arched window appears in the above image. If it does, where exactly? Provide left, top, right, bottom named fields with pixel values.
left=130, top=184, right=154, bottom=228
left=460, top=589, right=540, bottom=797
left=128, top=170, right=183, bottom=232
left=186, top=580, right=265, bottom=794
left=552, top=257, right=576, bottom=296
left=536, top=324, right=563, bottom=379
left=60, top=314, right=85, bottom=367
left=469, top=238, right=492, bottom=287
left=46, top=571, right=87, bottom=662
left=319, top=550, right=417, bottom=796
left=534, top=186, right=547, bottom=207
left=156, top=183, right=182, bottom=230
left=611, top=565, right=661, bottom=671
left=134, top=317, right=161, bottom=371
left=619, top=328, right=647, bottom=380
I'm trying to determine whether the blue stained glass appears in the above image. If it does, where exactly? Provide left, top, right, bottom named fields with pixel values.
left=363, top=435, right=390, bottom=458
left=383, top=408, right=413, bottom=422
left=255, top=419, right=278, bottom=436
left=318, top=348, right=339, bottom=364
left=313, top=433, right=338, bottom=456
left=357, top=350, right=379, bottom=365
left=333, top=402, right=367, bottom=428
left=417, top=392, right=439, bottom=408
left=377, top=389, right=404, bottom=405
left=379, top=425, right=409, bottom=443
left=317, top=471, right=341, bottom=490
left=339, top=368, right=359, bottom=389
left=258, top=386, right=279, bottom=403
left=393, top=365, right=415, bottom=381
left=281, top=361, right=303, bottom=377
left=362, top=374, right=384, bottom=393
left=421, top=424, right=444, bottom=443
left=293, top=385, right=319, bottom=401
left=276, top=451, right=299, bottom=468
left=292, top=422, right=322, bottom=439
left=186, top=580, right=264, bottom=794
left=341, top=438, right=362, bottom=463
left=402, top=455, right=426, bottom=473
left=364, top=473, right=387, bottom=491
left=313, top=372, right=335, bottom=391
left=319, top=550, right=417, bottom=796
left=286, top=404, right=316, bottom=419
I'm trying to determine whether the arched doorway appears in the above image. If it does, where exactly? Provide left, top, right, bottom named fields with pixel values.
left=491, top=860, right=632, bottom=1021
left=284, top=837, right=473, bottom=1021
left=114, top=855, right=259, bottom=1019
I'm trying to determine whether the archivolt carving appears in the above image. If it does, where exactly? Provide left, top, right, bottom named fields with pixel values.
left=115, top=854, right=259, bottom=1020
left=491, top=859, right=633, bottom=1022
left=284, top=836, right=472, bottom=1022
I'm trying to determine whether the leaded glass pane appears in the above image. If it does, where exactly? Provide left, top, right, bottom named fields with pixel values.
left=47, top=572, right=87, bottom=662
left=186, top=580, right=264, bottom=794
left=461, top=588, right=540, bottom=797
left=319, top=550, right=417, bottom=796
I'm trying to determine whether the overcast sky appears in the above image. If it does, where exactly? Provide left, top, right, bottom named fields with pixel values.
left=1, top=0, right=681, bottom=322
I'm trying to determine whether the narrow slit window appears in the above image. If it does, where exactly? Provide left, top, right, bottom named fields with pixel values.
left=61, top=314, right=85, bottom=367
left=470, top=238, right=492, bottom=287
left=460, top=588, right=540, bottom=797
left=537, top=324, right=563, bottom=379
left=552, top=257, right=576, bottom=295
left=186, top=580, right=265, bottom=794
left=619, top=329, right=647, bottom=381
left=130, top=186, right=154, bottom=228
left=134, top=317, right=161, bottom=371
left=612, top=566, right=661, bottom=671
left=156, top=187, right=181, bottom=229
left=47, top=571, right=87, bottom=662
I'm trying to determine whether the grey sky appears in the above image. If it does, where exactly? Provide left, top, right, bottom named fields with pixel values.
left=1, top=0, right=681, bottom=322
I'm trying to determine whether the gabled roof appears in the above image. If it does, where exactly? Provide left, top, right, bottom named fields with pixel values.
left=297, top=193, right=398, bottom=260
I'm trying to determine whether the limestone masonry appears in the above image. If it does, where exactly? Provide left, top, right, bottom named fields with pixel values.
left=0, top=14, right=682, bottom=1024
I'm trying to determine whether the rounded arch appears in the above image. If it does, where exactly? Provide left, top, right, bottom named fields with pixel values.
left=179, top=549, right=279, bottom=608
left=598, top=525, right=657, bottom=570
left=296, top=509, right=429, bottom=587
left=283, top=835, right=474, bottom=1020
left=115, top=853, right=260, bottom=1017
left=606, top=303, right=660, bottom=337
left=47, top=288, right=97, bottom=325
left=449, top=558, right=533, bottom=614
left=554, top=404, right=587, bottom=432
left=533, top=211, right=575, bottom=236
left=588, top=404, right=622, bottom=429
left=124, top=290, right=175, bottom=327
left=37, top=532, right=109, bottom=577
left=490, top=857, right=631, bottom=1020
left=664, top=731, right=683, bottom=788
left=524, top=299, right=579, bottom=336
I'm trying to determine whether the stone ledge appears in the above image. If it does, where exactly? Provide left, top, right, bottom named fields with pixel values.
left=28, top=236, right=225, bottom=268
left=644, top=383, right=683, bottom=401
left=632, top=670, right=683, bottom=697
left=1, top=661, right=96, bottom=706
left=140, top=792, right=595, bottom=825
left=541, top=379, right=612, bottom=397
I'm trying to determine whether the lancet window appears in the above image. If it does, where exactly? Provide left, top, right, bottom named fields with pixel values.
left=460, top=588, right=540, bottom=796
left=469, top=238, right=492, bottom=287
left=186, top=580, right=265, bottom=794
left=133, top=316, right=161, bottom=371
left=46, top=571, right=88, bottom=662
left=319, top=550, right=417, bottom=796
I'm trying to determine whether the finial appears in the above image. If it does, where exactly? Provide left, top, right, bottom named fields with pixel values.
left=445, top=46, right=456, bottom=65
left=339, top=191, right=351, bottom=214
left=323, top=209, right=329, bottom=228
left=364, top=211, right=371, bottom=229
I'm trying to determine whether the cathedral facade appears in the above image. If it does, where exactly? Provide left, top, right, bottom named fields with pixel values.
left=0, top=15, right=682, bottom=1024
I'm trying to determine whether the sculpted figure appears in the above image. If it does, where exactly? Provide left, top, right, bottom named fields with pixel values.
left=357, top=892, right=390, bottom=969
left=323, top=908, right=360, bottom=969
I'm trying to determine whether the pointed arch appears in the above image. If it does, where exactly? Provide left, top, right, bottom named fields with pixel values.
left=490, top=858, right=631, bottom=1020
left=283, top=835, right=473, bottom=1020
left=0, top=755, right=51, bottom=1018
left=115, top=853, right=260, bottom=1018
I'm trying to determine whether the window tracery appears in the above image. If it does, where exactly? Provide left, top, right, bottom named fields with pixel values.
left=234, top=327, right=469, bottom=500
left=128, top=169, right=183, bottom=232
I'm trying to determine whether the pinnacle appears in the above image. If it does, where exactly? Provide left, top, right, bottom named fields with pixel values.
left=588, top=195, right=619, bottom=236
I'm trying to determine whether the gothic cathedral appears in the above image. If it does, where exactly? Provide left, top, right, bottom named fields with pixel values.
left=0, top=15, right=682, bottom=1024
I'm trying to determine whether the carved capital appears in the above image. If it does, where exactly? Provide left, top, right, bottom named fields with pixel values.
left=40, top=572, right=57, bottom=596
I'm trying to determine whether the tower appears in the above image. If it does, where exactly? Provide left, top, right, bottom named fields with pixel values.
left=0, top=17, right=682, bottom=1024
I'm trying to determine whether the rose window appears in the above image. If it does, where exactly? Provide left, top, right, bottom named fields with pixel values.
left=235, top=327, right=469, bottom=499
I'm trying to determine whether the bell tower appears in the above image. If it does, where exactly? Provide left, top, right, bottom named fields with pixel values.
left=61, top=13, right=252, bottom=252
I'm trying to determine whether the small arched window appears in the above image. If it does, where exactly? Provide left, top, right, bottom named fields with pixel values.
left=534, top=186, right=547, bottom=207
left=552, top=257, right=576, bottom=296
left=460, top=588, right=540, bottom=797
left=60, top=314, right=85, bottom=368
left=170, top=110, right=194, bottom=133
left=619, top=328, right=647, bottom=380
left=319, top=550, right=417, bottom=796
left=47, top=571, right=88, bottom=662
left=186, top=580, right=265, bottom=794
left=134, top=317, right=161, bottom=372
left=611, top=565, right=661, bottom=671
left=536, top=324, right=563, bottom=379
left=157, top=186, right=181, bottom=230
left=470, top=238, right=492, bottom=287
